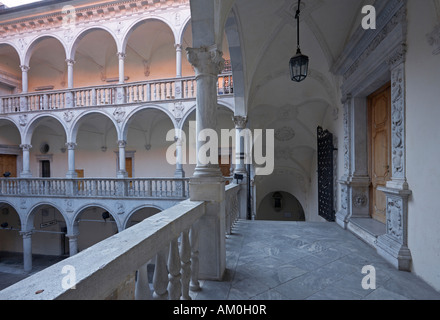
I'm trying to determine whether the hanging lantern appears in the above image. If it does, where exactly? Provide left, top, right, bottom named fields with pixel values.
left=290, top=0, right=309, bottom=82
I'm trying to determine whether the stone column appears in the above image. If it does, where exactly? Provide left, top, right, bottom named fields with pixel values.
left=174, top=134, right=185, bottom=178
left=20, top=65, right=30, bottom=93
left=233, top=116, right=248, bottom=220
left=20, top=144, right=32, bottom=177
left=175, top=44, right=182, bottom=78
left=376, top=44, right=412, bottom=271
left=117, top=140, right=128, bottom=178
left=20, top=65, right=30, bottom=111
left=20, top=230, right=33, bottom=273
left=67, top=234, right=78, bottom=256
left=66, top=59, right=75, bottom=89
left=116, top=52, right=126, bottom=104
left=66, top=142, right=78, bottom=178
left=233, top=116, right=248, bottom=175
left=186, top=45, right=226, bottom=281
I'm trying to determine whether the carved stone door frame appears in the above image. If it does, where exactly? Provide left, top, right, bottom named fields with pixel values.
left=333, top=0, right=412, bottom=271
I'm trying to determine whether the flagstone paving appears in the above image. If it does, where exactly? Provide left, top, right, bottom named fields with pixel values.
left=191, top=220, right=440, bottom=300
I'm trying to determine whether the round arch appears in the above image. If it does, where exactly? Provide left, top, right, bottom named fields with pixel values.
left=121, top=105, right=178, bottom=141
left=69, top=110, right=120, bottom=144
left=0, top=116, right=21, bottom=136
left=73, top=204, right=120, bottom=252
left=121, top=16, right=177, bottom=54
left=23, top=113, right=68, bottom=146
left=68, top=26, right=120, bottom=61
left=177, top=16, right=192, bottom=46
left=24, top=202, right=66, bottom=231
left=256, top=191, right=306, bottom=222
left=23, top=34, right=68, bottom=67
left=122, top=204, right=164, bottom=230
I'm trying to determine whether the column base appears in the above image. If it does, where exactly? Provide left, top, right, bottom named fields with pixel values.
left=117, top=171, right=128, bottom=179
left=377, top=234, right=412, bottom=271
left=336, top=210, right=349, bottom=229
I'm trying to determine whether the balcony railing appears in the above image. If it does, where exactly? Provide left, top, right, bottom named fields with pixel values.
left=0, top=183, right=242, bottom=300
left=0, top=73, right=233, bottom=114
left=0, top=177, right=190, bottom=199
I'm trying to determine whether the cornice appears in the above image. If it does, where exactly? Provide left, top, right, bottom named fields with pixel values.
left=0, top=0, right=189, bottom=38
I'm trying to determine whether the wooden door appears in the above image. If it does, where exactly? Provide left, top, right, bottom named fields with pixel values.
left=0, top=154, right=17, bottom=177
left=218, top=154, right=231, bottom=185
left=126, top=157, right=133, bottom=178
left=368, top=83, right=391, bottom=224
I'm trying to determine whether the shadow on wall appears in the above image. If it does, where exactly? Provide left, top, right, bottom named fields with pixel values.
left=257, top=191, right=305, bottom=222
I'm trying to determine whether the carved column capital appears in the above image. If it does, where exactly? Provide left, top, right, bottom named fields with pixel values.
left=20, top=65, right=30, bottom=72
left=175, top=43, right=182, bottom=51
left=66, top=142, right=77, bottom=150
left=65, top=59, right=76, bottom=66
left=118, top=140, right=127, bottom=148
left=117, top=52, right=126, bottom=60
left=233, top=116, right=247, bottom=129
left=186, top=46, right=225, bottom=77
left=20, top=230, right=33, bottom=238
left=20, top=144, right=32, bottom=151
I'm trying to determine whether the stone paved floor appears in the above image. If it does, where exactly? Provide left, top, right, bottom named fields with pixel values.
left=1, top=220, right=440, bottom=300
left=0, top=253, right=66, bottom=291
left=191, top=220, right=440, bottom=300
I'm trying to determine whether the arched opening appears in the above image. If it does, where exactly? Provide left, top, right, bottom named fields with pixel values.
left=124, top=108, right=176, bottom=178
left=257, top=191, right=305, bottom=222
left=27, top=37, right=67, bottom=92
left=75, top=206, right=118, bottom=252
left=73, top=112, right=118, bottom=178
left=0, top=203, right=22, bottom=261
left=124, top=19, right=176, bottom=81
left=28, top=204, right=69, bottom=266
left=0, top=43, right=21, bottom=94
left=28, top=116, right=67, bottom=178
left=125, top=206, right=162, bottom=229
left=0, top=118, right=21, bottom=177
left=72, top=28, right=118, bottom=88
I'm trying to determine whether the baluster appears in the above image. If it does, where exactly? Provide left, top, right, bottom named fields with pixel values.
left=191, top=81, right=195, bottom=97
left=148, top=180, right=152, bottom=197
left=146, top=83, right=151, bottom=101
left=189, top=223, right=200, bottom=291
left=140, top=84, right=145, bottom=102
left=153, top=83, right=157, bottom=100
left=135, top=263, right=152, bottom=300
left=167, top=238, right=181, bottom=300
left=160, top=180, right=163, bottom=197
left=153, top=247, right=169, bottom=300
left=180, top=229, right=191, bottom=300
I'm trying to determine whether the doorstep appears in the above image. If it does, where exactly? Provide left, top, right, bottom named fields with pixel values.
left=347, top=218, right=386, bottom=248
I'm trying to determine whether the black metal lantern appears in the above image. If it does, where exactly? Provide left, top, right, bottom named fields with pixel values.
left=290, top=0, right=309, bottom=82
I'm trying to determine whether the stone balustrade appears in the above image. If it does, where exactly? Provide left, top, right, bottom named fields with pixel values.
left=0, top=74, right=232, bottom=114
left=0, top=177, right=190, bottom=199
left=225, top=183, right=240, bottom=235
left=0, top=199, right=205, bottom=300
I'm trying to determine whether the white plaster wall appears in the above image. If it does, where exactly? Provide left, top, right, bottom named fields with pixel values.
left=405, top=0, right=440, bottom=291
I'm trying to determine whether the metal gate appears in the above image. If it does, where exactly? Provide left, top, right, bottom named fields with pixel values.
left=317, top=126, right=336, bottom=222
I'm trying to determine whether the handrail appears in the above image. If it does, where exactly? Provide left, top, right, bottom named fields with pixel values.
left=0, top=199, right=205, bottom=300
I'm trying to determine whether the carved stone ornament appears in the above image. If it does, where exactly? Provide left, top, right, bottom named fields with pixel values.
left=19, top=114, right=28, bottom=127
left=275, top=126, right=296, bottom=142
left=426, top=23, right=440, bottom=55
left=353, top=193, right=368, bottom=208
left=387, top=197, right=403, bottom=241
left=113, top=107, right=125, bottom=123
left=172, top=102, right=185, bottom=120
left=186, top=46, right=225, bottom=76
left=63, top=110, right=74, bottom=123
left=116, top=202, right=125, bottom=215
left=233, top=116, right=247, bottom=129
left=391, top=65, right=405, bottom=178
